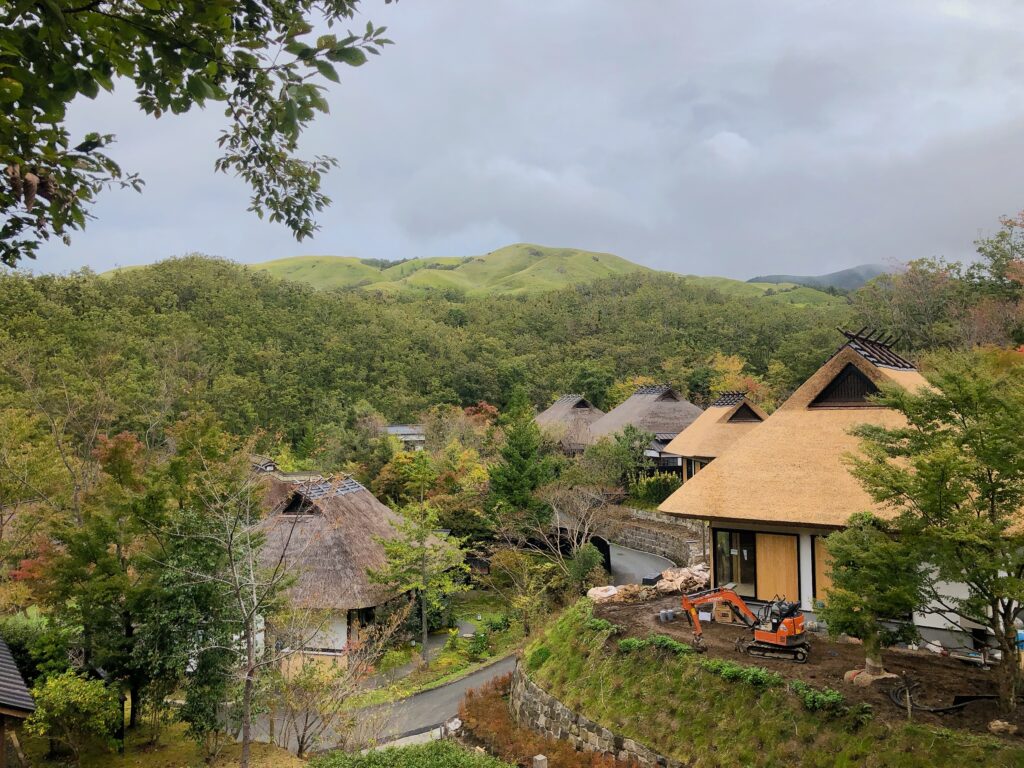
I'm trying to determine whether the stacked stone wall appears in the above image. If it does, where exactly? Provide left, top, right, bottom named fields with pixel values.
left=508, top=662, right=684, bottom=768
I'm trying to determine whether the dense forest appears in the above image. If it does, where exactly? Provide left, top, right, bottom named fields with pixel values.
left=0, top=257, right=848, bottom=450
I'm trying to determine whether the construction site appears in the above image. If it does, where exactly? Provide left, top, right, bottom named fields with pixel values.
left=593, top=592, right=1024, bottom=737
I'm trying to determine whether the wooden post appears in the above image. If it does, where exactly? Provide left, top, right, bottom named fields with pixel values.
left=533, top=756, right=548, bottom=768
left=1, top=715, right=7, bottom=768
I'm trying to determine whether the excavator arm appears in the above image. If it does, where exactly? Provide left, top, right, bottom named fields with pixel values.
left=680, top=586, right=758, bottom=648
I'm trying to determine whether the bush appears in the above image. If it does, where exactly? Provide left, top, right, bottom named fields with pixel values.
left=26, top=671, right=121, bottom=763
left=629, top=472, right=682, bottom=505
left=567, top=544, right=606, bottom=593
left=0, top=612, right=74, bottom=686
left=468, top=631, right=490, bottom=661
left=617, top=634, right=694, bottom=656
left=310, top=740, right=512, bottom=767
left=484, top=614, right=511, bottom=632
left=789, top=680, right=846, bottom=713
left=584, top=618, right=621, bottom=634
left=526, top=645, right=551, bottom=671
left=698, top=658, right=783, bottom=688
left=617, top=637, right=647, bottom=654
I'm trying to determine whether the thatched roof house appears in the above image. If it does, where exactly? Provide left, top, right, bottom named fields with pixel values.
left=586, top=385, right=702, bottom=472
left=258, top=476, right=404, bottom=651
left=657, top=330, right=942, bottom=625
left=662, top=391, right=766, bottom=481
left=535, top=394, right=604, bottom=453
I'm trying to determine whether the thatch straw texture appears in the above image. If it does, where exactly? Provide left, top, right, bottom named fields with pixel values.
left=662, top=393, right=765, bottom=460
left=587, top=386, right=702, bottom=443
left=535, top=394, right=604, bottom=450
left=258, top=477, right=404, bottom=611
left=658, top=345, right=928, bottom=527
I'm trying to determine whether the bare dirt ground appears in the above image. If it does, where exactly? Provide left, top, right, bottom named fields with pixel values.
left=595, top=595, right=1024, bottom=736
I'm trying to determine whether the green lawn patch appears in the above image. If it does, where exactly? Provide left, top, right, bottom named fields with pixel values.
left=309, top=740, right=512, bottom=768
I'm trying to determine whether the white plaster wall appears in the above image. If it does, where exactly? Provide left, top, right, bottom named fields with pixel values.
left=798, top=533, right=815, bottom=611
left=310, top=614, right=348, bottom=651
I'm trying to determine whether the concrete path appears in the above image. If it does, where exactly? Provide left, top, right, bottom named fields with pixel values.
left=608, top=542, right=674, bottom=585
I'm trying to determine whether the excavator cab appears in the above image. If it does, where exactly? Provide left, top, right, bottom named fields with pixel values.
left=760, top=597, right=801, bottom=632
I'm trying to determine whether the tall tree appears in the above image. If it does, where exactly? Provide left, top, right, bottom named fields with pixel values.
left=370, top=502, right=468, bottom=666
left=488, top=389, right=553, bottom=526
left=818, top=513, right=923, bottom=677
left=1, top=1, right=394, bottom=266
left=849, top=348, right=1024, bottom=713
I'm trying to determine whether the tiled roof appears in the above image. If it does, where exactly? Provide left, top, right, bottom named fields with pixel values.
left=0, top=638, right=33, bottom=715
left=553, top=394, right=585, bottom=404
left=710, top=391, right=746, bottom=408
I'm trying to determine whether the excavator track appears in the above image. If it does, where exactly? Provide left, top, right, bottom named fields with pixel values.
left=744, top=640, right=810, bottom=663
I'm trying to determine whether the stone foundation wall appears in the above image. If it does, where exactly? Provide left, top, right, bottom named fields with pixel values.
left=612, top=508, right=706, bottom=567
left=509, top=662, right=684, bottom=768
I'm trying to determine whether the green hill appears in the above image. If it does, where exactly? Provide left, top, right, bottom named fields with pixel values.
left=254, top=244, right=649, bottom=296
left=749, top=263, right=891, bottom=292
left=253, top=244, right=841, bottom=305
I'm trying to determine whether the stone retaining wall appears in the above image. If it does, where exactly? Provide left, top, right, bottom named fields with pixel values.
left=509, top=662, right=684, bottom=768
left=612, top=508, right=706, bottom=567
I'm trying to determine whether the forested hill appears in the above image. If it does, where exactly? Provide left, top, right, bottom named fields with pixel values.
left=749, top=264, right=890, bottom=292
left=0, top=256, right=850, bottom=452
left=252, top=243, right=838, bottom=305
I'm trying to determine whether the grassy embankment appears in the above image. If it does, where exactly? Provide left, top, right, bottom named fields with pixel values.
left=525, top=601, right=1024, bottom=768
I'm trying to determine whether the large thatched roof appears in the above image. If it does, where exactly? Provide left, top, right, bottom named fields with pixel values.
left=587, top=385, right=702, bottom=444
left=535, top=394, right=604, bottom=450
left=662, top=391, right=766, bottom=460
left=658, top=336, right=929, bottom=527
left=258, top=476, right=404, bottom=611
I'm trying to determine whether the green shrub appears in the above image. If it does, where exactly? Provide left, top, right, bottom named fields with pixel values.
left=567, top=543, right=606, bottom=593
left=310, top=740, right=512, bottom=767
left=484, top=614, right=511, bottom=632
left=646, top=634, right=695, bottom=655
left=630, top=472, right=682, bottom=505
left=26, top=671, right=121, bottom=763
left=698, top=658, right=783, bottom=688
left=789, top=680, right=846, bottom=713
left=584, top=618, right=621, bottom=634
left=468, top=631, right=490, bottom=661
left=617, top=637, right=647, bottom=653
left=526, top=645, right=551, bottom=671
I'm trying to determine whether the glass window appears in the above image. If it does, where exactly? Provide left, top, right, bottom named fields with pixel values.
left=714, top=529, right=757, bottom=598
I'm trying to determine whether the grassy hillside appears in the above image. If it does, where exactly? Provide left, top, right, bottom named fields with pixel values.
left=254, top=243, right=842, bottom=305
left=524, top=601, right=1024, bottom=768
left=254, top=244, right=649, bottom=296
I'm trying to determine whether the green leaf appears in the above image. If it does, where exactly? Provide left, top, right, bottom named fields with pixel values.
left=0, top=77, right=23, bottom=103
left=328, top=46, right=367, bottom=67
left=137, top=0, right=162, bottom=10
left=314, top=60, right=339, bottom=83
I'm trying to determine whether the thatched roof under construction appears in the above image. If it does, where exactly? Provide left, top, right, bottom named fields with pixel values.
left=258, top=476, right=404, bottom=611
left=663, top=391, right=766, bottom=460
left=535, top=394, right=604, bottom=449
left=587, top=385, right=702, bottom=444
left=658, top=335, right=929, bottom=528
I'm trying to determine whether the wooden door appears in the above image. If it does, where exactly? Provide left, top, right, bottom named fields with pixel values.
left=755, top=533, right=799, bottom=602
left=814, top=536, right=833, bottom=603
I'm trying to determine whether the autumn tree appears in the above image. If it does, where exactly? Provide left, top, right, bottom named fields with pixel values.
left=849, top=348, right=1024, bottom=713
left=1, top=1, right=394, bottom=266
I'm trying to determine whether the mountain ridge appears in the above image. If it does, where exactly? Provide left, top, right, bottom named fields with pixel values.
left=748, top=263, right=891, bottom=292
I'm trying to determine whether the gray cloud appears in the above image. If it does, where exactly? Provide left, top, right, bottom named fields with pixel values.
left=28, top=0, right=1024, bottom=278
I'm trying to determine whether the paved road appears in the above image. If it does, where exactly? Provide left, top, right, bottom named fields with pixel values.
left=379, top=654, right=517, bottom=741
left=608, top=542, right=674, bottom=585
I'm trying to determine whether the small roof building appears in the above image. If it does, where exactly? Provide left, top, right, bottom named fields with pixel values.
left=587, top=385, right=703, bottom=472
left=662, top=391, right=766, bottom=481
left=658, top=330, right=945, bottom=626
left=259, top=476, right=404, bottom=653
left=385, top=424, right=426, bottom=451
left=535, top=394, right=604, bottom=454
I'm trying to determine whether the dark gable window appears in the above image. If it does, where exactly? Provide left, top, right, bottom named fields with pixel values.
left=810, top=363, right=880, bottom=408
left=728, top=403, right=761, bottom=422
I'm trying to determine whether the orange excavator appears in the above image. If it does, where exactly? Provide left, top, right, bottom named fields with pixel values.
left=680, top=585, right=810, bottom=663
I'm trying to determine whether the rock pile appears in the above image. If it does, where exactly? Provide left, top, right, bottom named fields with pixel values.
left=655, top=563, right=710, bottom=594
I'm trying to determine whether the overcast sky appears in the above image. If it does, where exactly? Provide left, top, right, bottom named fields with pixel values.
left=26, top=0, right=1024, bottom=278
